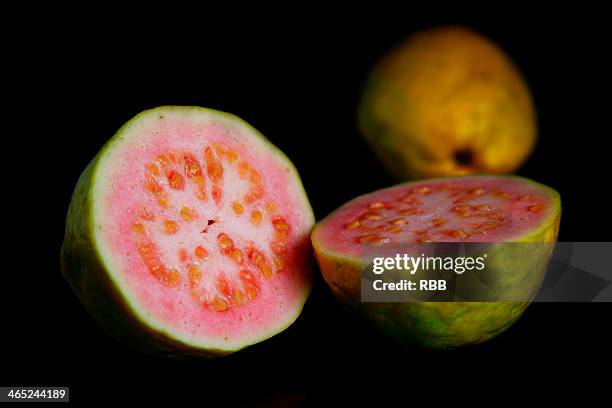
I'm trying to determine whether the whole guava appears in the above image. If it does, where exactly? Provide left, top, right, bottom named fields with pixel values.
left=358, top=26, right=536, bottom=180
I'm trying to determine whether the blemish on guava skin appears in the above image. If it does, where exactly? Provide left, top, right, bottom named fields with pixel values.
left=453, top=149, right=474, bottom=167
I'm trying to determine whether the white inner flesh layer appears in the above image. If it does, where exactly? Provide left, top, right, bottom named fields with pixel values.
left=138, top=149, right=281, bottom=300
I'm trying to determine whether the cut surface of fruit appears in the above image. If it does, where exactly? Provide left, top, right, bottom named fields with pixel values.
left=314, top=176, right=559, bottom=258
left=61, top=106, right=314, bottom=356
left=311, top=175, right=560, bottom=349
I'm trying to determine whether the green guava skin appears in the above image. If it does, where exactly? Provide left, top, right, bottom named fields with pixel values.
left=311, top=177, right=561, bottom=349
left=61, top=159, right=218, bottom=357
left=61, top=106, right=314, bottom=358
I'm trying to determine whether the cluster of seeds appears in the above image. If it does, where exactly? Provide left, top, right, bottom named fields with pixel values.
left=343, top=183, right=546, bottom=245
left=130, top=144, right=291, bottom=312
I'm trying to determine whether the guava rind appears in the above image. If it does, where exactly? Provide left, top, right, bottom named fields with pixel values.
left=311, top=176, right=560, bottom=349
left=61, top=106, right=314, bottom=357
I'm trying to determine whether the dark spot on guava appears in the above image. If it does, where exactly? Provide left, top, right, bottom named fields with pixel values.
left=453, top=149, right=474, bottom=166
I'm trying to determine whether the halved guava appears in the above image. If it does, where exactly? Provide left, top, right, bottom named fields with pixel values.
left=61, top=106, right=314, bottom=357
left=311, top=175, right=561, bottom=348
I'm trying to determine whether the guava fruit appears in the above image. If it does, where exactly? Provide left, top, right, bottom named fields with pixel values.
left=358, top=26, right=536, bottom=180
left=61, top=106, right=314, bottom=357
left=311, top=176, right=560, bottom=349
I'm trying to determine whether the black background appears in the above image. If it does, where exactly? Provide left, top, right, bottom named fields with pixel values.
left=5, top=6, right=611, bottom=406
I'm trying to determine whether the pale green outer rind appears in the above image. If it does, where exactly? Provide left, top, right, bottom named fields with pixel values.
left=61, top=106, right=314, bottom=357
left=311, top=175, right=561, bottom=349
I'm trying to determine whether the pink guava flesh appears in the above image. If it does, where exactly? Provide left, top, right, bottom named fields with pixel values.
left=315, top=176, right=557, bottom=257
left=90, top=108, right=313, bottom=350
